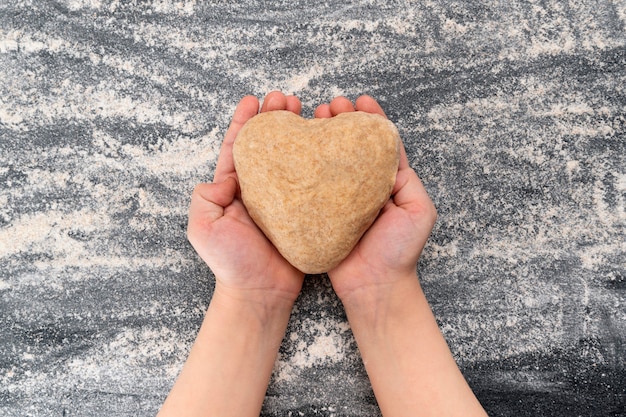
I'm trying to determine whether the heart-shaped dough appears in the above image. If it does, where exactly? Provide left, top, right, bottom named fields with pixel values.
left=233, top=110, right=400, bottom=274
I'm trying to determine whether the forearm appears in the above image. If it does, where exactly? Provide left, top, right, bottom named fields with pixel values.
left=340, top=274, right=486, bottom=417
left=158, top=286, right=294, bottom=417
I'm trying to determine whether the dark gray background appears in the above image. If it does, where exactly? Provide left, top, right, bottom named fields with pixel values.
left=1, top=1, right=624, bottom=416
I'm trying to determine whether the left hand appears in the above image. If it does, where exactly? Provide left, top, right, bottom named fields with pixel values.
left=187, top=92, right=305, bottom=305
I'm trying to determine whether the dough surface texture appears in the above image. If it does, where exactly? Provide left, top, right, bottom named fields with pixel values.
left=233, top=110, right=400, bottom=274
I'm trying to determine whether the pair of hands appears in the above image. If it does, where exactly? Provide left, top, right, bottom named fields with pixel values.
left=187, top=91, right=437, bottom=306
left=162, top=92, right=489, bottom=417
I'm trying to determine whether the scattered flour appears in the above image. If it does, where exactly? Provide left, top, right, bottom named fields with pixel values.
left=273, top=318, right=353, bottom=384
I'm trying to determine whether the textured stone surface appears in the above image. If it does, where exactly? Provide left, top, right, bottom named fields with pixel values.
left=234, top=111, right=399, bottom=273
left=1, top=1, right=625, bottom=416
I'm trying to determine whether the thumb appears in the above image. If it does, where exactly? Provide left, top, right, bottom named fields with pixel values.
left=189, top=177, right=238, bottom=224
left=392, top=167, right=437, bottom=225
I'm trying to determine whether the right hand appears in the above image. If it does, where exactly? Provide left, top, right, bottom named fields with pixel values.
left=315, top=96, right=438, bottom=301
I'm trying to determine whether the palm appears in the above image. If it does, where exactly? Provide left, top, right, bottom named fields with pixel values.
left=336, top=203, right=417, bottom=275
left=190, top=196, right=302, bottom=296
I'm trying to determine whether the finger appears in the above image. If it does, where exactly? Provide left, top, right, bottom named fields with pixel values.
left=214, top=96, right=260, bottom=183
left=314, top=103, right=333, bottom=118
left=329, top=96, right=355, bottom=116
left=355, top=95, right=387, bottom=117
left=260, top=91, right=287, bottom=112
left=285, top=95, right=303, bottom=115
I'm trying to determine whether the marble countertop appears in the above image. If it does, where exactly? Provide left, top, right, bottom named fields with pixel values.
left=1, top=1, right=624, bottom=415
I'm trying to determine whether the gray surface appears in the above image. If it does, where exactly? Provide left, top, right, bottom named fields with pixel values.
left=1, top=1, right=625, bottom=416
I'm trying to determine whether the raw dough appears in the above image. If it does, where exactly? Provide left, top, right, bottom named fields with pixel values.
left=233, top=110, right=400, bottom=274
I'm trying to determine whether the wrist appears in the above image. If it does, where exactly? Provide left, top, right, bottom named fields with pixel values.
left=336, top=272, right=425, bottom=330
left=330, top=268, right=421, bottom=307
left=211, top=282, right=298, bottom=326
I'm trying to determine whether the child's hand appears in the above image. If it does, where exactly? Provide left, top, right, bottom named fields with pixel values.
left=187, top=92, right=305, bottom=306
left=315, top=96, right=437, bottom=301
